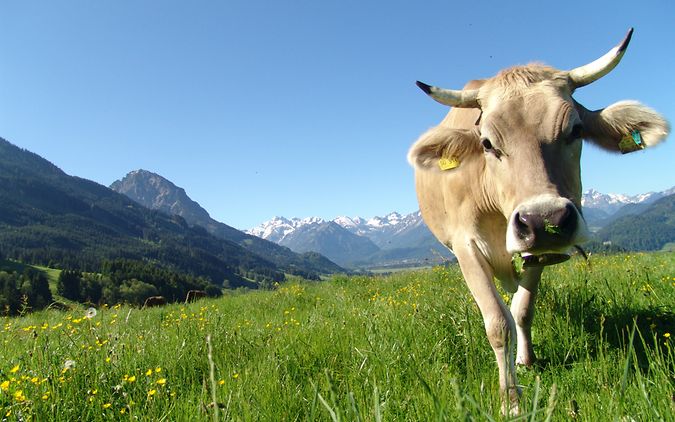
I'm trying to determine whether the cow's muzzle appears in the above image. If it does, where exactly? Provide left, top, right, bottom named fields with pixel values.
left=506, top=196, right=588, bottom=254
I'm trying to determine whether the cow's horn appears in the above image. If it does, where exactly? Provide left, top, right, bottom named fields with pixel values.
left=568, top=28, right=633, bottom=89
left=416, top=81, right=480, bottom=108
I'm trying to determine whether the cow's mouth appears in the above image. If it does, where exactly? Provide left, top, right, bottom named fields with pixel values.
left=521, top=253, right=570, bottom=267
left=512, top=245, right=588, bottom=273
left=512, top=252, right=570, bottom=275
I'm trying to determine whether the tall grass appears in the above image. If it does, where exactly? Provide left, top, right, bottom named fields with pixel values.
left=0, top=253, right=673, bottom=420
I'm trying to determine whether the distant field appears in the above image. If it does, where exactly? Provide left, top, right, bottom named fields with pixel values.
left=0, top=253, right=673, bottom=421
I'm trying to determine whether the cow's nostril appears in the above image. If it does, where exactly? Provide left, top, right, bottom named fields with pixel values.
left=515, top=212, right=533, bottom=239
left=548, top=203, right=577, bottom=234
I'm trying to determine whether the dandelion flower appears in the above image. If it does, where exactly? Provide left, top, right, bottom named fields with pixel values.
left=156, top=378, right=166, bottom=386
left=155, top=367, right=162, bottom=373
left=85, top=307, right=97, bottom=319
left=103, top=403, right=112, bottom=409
left=0, top=380, right=9, bottom=391
left=145, top=369, right=153, bottom=376
left=9, top=365, right=19, bottom=374
left=147, top=389, right=156, bottom=397
left=665, top=333, right=671, bottom=338
left=218, top=379, right=225, bottom=385
left=127, top=375, right=136, bottom=383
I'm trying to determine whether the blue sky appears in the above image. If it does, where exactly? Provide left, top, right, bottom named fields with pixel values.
left=2, top=1, right=673, bottom=230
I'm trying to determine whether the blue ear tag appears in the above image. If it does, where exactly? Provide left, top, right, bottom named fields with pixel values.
left=618, top=130, right=645, bottom=154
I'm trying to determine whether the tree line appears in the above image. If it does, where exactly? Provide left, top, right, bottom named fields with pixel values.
left=0, top=267, right=53, bottom=316
left=57, top=259, right=224, bottom=307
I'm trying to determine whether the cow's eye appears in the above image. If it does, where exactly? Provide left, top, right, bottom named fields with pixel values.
left=568, top=124, right=583, bottom=142
left=481, top=139, right=493, bottom=150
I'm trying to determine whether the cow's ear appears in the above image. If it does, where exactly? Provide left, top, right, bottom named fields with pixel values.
left=579, top=101, right=669, bottom=153
left=408, top=126, right=480, bottom=171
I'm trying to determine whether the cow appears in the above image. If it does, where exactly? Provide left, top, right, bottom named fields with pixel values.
left=185, top=289, right=207, bottom=304
left=408, top=28, right=668, bottom=414
left=142, top=296, right=166, bottom=308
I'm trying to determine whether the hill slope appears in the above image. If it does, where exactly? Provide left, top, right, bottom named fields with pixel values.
left=594, top=194, right=675, bottom=251
left=0, top=137, right=283, bottom=287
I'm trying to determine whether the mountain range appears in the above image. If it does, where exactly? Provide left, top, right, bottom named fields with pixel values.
left=248, top=186, right=675, bottom=268
left=248, top=212, right=451, bottom=268
left=0, top=138, right=340, bottom=289
left=110, top=170, right=343, bottom=278
left=581, top=187, right=675, bottom=229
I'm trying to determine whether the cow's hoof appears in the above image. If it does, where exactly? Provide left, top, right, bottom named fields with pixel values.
left=501, top=401, right=521, bottom=417
left=501, top=386, right=521, bottom=416
left=516, top=354, right=537, bottom=367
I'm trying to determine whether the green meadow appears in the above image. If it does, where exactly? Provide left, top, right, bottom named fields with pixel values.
left=0, top=253, right=673, bottom=421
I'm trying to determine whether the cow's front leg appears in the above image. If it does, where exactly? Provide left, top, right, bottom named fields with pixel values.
left=455, top=242, right=519, bottom=415
left=510, top=266, right=542, bottom=367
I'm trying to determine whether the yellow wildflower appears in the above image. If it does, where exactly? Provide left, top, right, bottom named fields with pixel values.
left=148, top=389, right=156, bottom=397
left=127, top=375, right=136, bottom=383
left=0, top=380, right=9, bottom=391
left=9, top=365, right=19, bottom=374
left=103, top=403, right=112, bottom=409
left=665, top=333, right=671, bottom=339
left=14, top=390, right=26, bottom=402
left=156, top=378, right=166, bottom=386
left=155, top=367, right=162, bottom=373
left=218, top=379, right=225, bottom=385
left=145, top=369, right=153, bottom=376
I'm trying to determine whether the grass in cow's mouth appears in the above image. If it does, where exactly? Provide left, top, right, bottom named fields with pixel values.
left=512, top=253, right=525, bottom=276
left=543, top=219, right=561, bottom=235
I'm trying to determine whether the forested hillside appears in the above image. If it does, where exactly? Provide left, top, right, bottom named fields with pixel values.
left=595, top=194, right=675, bottom=251
left=0, top=138, right=284, bottom=290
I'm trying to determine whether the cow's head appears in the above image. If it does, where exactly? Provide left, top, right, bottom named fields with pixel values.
left=409, top=29, right=669, bottom=256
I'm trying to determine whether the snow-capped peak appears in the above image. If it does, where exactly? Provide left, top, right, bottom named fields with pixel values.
left=247, top=211, right=424, bottom=247
left=246, top=216, right=326, bottom=243
left=333, top=216, right=365, bottom=228
left=581, top=186, right=673, bottom=214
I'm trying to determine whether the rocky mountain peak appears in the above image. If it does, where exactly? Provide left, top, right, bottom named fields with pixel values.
left=111, top=170, right=212, bottom=223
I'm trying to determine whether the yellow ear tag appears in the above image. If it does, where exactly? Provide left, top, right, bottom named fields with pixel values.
left=438, top=157, right=460, bottom=171
left=618, top=130, right=645, bottom=154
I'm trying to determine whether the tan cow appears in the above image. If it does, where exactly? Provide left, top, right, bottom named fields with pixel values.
left=408, top=28, right=668, bottom=414
left=185, top=289, right=207, bottom=304
left=142, top=296, right=166, bottom=308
